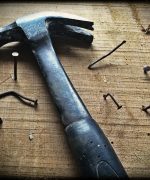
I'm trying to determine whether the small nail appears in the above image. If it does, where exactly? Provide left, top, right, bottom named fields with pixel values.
left=12, top=52, right=19, bottom=81
left=0, top=91, right=38, bottom=108
left=88, top=40, right=126, bottom=69
left=103, top=93, right=122, bottom=110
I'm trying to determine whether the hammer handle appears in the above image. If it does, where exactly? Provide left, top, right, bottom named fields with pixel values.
left=31, top=31, right=128, bottom=178
left=32, top=33, right=91, bottom=126
left=66, top=119, right=128, bottom=178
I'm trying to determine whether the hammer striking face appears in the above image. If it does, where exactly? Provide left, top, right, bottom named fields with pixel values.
left=0, top=12, right=128, bottom=178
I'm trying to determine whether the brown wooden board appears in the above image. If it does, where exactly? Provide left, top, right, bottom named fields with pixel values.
left=0, top=2, right=149, bottom=178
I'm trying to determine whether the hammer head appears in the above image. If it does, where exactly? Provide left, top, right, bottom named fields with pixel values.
left=0, top=12, right=94, bottom=47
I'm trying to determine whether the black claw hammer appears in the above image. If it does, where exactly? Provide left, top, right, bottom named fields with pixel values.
left=0, top=12, right=128, bottom=178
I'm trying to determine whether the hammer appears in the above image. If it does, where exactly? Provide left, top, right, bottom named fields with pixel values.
left=0, top=12, right=128, bottom=178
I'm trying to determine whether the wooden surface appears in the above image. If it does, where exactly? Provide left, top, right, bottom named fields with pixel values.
left=0, top=2, right=150, bottom=178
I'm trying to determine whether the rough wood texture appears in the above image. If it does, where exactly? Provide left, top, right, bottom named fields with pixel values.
left=0, top=2, right=150, bottom=178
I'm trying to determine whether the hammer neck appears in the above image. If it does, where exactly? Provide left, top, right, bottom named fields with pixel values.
left=30, top=30, right=91, bottom=126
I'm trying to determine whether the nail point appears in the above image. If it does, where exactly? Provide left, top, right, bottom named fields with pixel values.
left=88, top=65, right=92, bottom=70
left=118, top=105, right=122, bottom=109
left=34, top=99, right=38, bottom=107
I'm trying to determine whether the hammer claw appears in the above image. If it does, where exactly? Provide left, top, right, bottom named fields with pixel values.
left=48, top=18, right=94, bottom=30
left=45, top=12, right=94, bottom=30
left=49, top=24, right=93, bottom=44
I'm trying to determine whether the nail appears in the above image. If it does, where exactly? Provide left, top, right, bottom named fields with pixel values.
left=143, top=65, right=150, bottom=74
left=12, top=52, right=19, bottom=81
left=88, top=40, right=126, bottom=69
left=142, top=105, right=150, bottom=113
left=0, top=91, right=38, bottom=108
left=103, top=93, right=122, bottom=110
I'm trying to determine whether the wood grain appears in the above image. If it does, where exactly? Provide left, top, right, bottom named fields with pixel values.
left=0, top=2, right=150, bottom=178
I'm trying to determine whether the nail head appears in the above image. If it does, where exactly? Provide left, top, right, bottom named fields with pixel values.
left=103, top=95, right=107, bottom=100
left=12, top=52, right=19, bottom=57
left=29, top=133, right=33, bottom=141
left=142, top=105, right=146, bottom=111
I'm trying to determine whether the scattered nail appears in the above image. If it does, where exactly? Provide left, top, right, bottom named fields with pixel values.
left=142, top=105, right=150, bottom=113
left=103, top=93, right=122, bottom=110
left=12, top=52, right=19, bottom=81
left=143, top=65, right=150, bottom=74
left=0, top=91, right=38, bottom=108
left=88, top=40, right=126, bottom=69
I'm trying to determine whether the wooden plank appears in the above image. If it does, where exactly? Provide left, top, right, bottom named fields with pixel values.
left=0, top=2, right=150, bottom=178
